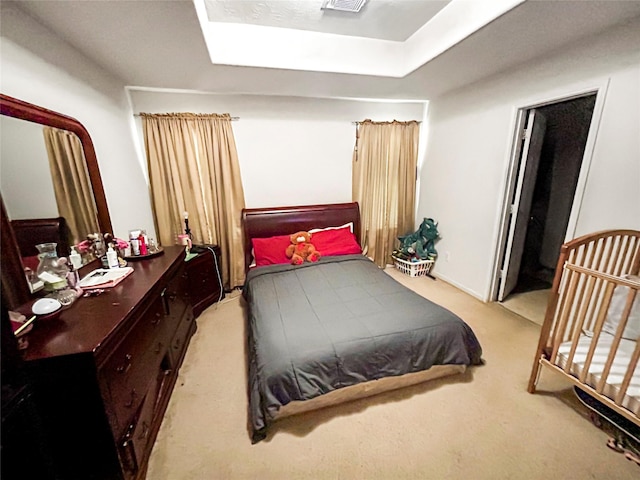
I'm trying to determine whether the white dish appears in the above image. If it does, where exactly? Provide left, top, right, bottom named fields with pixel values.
left=32, top=298, right=62, bottom=315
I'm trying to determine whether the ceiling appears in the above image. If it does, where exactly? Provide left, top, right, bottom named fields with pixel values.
left=5, top=0, right=640, bottom=101
left=195, top=0, right=520, bottom=77
left=203, top=0, right=452, bottom=42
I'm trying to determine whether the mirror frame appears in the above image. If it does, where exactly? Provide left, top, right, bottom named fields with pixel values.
left=0, top=93, right=113, bottom=309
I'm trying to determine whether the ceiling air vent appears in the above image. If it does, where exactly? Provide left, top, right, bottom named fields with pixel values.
left=321, top=0, right=368, bottom=13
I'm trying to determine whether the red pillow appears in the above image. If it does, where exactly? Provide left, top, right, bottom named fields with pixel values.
left=252, top=235, right=292, bottom=267
left=22, top=255, right=40, bottom=272
left=311, top=226, right=362, bottom=256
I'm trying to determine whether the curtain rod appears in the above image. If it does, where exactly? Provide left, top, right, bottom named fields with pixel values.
left=134, top=113, right=239, bottom=120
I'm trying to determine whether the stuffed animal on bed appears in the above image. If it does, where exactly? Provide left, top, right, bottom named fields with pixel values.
left=285, top=231, right=321, bottom=265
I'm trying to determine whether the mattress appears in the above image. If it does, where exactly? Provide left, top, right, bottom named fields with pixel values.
left=244, top=254, right=483, bottom=443
left=557, top=333, right=640, bottom=415
left=276, top=363, right=466, bottom=420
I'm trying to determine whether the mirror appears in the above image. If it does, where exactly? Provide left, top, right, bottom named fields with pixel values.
left=0, top=94, right=112, bottom=309
left=1, top=116, right=101, bottom=247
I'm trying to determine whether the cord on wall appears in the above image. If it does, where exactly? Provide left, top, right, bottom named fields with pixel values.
left=207, top=246, right=224, bottom=304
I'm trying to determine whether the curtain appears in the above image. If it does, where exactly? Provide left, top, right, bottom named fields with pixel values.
left=43, top=126, right=99, bottom=244
left=352, top=120, right=420, bottom=268
left=141, top=113, right=246, bottom=289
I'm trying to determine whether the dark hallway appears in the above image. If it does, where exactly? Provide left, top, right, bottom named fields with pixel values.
left=513, top=94, right=596, bottom=295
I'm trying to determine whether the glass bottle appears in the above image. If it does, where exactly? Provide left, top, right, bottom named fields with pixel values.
left=35, top=243, right=77, bottom=306
left=36, top=243, right=68, bottom=292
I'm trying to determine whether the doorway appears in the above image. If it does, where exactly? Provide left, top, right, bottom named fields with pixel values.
left=496, top=94, right=597, bottom=324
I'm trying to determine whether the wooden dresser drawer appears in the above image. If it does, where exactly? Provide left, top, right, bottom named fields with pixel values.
left=164, top=266, right=190, bottom=325
left=185, top=245, right=224, bottom=318
left=189, top=255, right=217, bottom=283
left=119, top=374, right=161, bottom=480
left=169, top=308, right=196, bottom=367
left=101, top=298, right=166, bottom=435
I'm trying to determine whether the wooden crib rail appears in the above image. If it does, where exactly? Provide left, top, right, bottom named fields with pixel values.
left=528, top=229, right=640, bottom=425
left=551, top=267, right=637, bottom=385
left=538, top=230, right=639, bottom=353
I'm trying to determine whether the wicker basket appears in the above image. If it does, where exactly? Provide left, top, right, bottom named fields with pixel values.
left=392, top=256, right=434, bottom=277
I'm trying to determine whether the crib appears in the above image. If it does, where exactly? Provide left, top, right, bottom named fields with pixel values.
left=528, top=229, right=640, bottom=427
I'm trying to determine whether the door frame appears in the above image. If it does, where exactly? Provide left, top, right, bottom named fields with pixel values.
left=489, top=80, right=610, bottom=302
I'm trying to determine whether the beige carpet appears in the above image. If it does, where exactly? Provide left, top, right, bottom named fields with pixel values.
left=147, top=268, right=638, bottom=479
left=500, top=288, right=551, bottom=326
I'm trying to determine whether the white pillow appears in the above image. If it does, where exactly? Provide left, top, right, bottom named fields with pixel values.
left=309, top=222, right=354, bottom=234
left=602, top=278, right=640, bottom=340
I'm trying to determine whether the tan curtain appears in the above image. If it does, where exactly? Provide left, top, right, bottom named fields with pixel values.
left=43, top=126, right=99, bottom=244
left=141, top=113, right=246, bottom=289
left=352, top=120, right=420, bottom=268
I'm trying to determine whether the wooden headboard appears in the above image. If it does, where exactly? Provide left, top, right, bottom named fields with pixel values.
left=11, top=217, right=71, bottom=259
left=241, top=202, right=361, bottom=272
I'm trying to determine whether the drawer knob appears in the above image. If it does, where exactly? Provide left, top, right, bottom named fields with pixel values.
left=138, top=421, right=150, bottom=441
left=124, top=388, right=137, bottom=408
left=116, top=354, right=133, bottom=373
left=151, top=312, right=161, bottom=325
left=154, top=341, right=164, bottom=354
left=120, top=438, right=138, bottom=473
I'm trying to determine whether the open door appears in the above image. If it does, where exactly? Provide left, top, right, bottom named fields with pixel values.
left=498, top=110, right=547, bottom=301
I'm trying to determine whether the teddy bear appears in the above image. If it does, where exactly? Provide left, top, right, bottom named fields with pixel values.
left=285, top=231, right=321, bottom=265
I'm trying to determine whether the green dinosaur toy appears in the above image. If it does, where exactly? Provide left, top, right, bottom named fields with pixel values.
left=394, top=218, right=439, bottom=261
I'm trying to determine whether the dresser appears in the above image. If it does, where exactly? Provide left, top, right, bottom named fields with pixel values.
left=185, top=245, right=225, bottom=318
left=17, top=246, right=194, bottom=480
left=1, top=305, right=56, bottom=479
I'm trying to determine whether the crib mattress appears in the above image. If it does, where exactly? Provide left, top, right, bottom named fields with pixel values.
left=557, top=333, right=640, bottom=416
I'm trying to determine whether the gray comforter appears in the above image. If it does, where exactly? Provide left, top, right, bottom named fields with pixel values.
left=243, top=255, right=482, bottom=443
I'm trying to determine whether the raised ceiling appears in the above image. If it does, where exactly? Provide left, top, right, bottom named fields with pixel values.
left=203, top=0, right=451, bottom=42
left=195, top=0, right=523, bottom=76
left=4, top=0, right=640, bottom=101
left=204, top=0, right=451, bottom=42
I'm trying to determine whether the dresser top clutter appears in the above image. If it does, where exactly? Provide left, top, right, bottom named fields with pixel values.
left=17, top=246, right=184, bottom=362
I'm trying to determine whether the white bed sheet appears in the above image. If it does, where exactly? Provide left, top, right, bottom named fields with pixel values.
left=557, top=332, right=640, bottom=416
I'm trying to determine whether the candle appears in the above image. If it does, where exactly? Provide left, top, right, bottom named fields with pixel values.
left=183, top=211, right=189, bottom=220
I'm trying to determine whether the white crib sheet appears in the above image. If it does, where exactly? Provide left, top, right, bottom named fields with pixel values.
left=557, top=333, right=640, bottom=416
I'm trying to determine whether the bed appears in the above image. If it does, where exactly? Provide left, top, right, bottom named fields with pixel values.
left=242, top=202, right=483, bottom=443
left=528, top=229, right=640, bottom=427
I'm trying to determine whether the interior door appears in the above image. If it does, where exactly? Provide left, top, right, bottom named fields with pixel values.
left=498, top=109, right=547, bottom=301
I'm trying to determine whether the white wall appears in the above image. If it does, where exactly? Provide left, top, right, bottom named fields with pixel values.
left=418, top=18, right=640, bottom=301
left=0, top=3, right=155, bottom=241
left=129, top=91, right=425, bottom=208
left=1, top=2, right=424, bottom=244
left=5, top=2, right=636, bottom=302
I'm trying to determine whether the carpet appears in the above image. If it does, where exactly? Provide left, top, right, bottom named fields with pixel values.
left=146, top=268, right=638, bottom=479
